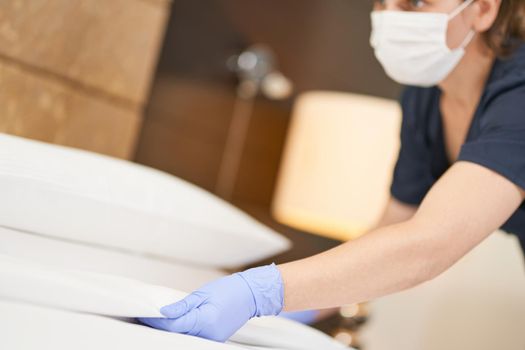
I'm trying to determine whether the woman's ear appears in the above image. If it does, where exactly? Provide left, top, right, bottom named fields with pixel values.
left=472, top=0, right=501, bottom=32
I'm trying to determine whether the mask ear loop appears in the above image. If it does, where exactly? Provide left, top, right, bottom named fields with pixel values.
left=458, top=30, right=476, bottom=49
left=448, top=0, right=476, bottom=20
left=448, top=0, right=477, bottom=50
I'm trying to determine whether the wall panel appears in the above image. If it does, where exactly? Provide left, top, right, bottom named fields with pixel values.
left=0, top=61, right=141, bottom=159
left=0, top=0, right=169, bottom=104
left=0, top=0, right=169, bottom=158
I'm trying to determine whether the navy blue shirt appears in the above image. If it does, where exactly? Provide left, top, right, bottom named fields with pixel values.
left=391, top=43, right=525, bottom=254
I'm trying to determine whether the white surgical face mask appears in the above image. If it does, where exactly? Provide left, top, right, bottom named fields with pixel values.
left=370, top=0, right=476, bottom=87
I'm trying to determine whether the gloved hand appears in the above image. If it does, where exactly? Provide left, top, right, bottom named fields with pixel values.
left=138, top=263, right=284, bottom=343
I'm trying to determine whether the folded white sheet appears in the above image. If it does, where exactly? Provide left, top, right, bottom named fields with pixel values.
left=0, top=226, right=224, bottom=291
left=0, top=133, right=290, bottom=269
left=0, top=254, right=178, bottom=317
left=0, top=255, right=349, bottom=350
left=1, top=300, right=244, bottom=350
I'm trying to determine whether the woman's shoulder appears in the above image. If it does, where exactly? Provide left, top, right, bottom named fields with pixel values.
left=489, top=43, right=525, bottom=82
left=479, top=45, right=525, bottom=131
left=483, top=43, right=525, bottom=104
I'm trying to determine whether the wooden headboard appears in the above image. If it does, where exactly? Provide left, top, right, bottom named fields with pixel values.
left=0, top=0, right=170, bottom=159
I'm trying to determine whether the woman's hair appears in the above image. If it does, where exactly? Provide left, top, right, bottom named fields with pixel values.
left=483, top=0, right=525, bottom=57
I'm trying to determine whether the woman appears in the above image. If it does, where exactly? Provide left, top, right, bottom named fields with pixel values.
left=140, top=0, right=525, bottom=342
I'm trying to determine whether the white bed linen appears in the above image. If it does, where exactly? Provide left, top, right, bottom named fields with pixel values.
left=0, top=133, right=290, bottom=268
left=0, top=255, right=348, bottom=350
left=1, top=300, right=244, bottom=350
left=0, top=226, right=224, bottom=291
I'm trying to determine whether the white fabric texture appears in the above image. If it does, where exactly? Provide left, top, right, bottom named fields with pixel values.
left=0, top=255, right=348, bottom=350
left=1, top=300, right=243, bottom=350
left=0, top=226, right=224, bottom=291
left=0, top=133, right=290, bottom=268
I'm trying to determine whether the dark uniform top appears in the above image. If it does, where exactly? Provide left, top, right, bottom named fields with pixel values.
left=391, top=43, right=525, bottom=254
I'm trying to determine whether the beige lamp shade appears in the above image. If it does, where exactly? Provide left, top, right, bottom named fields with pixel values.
left=272, top=91, right=402, bottom=241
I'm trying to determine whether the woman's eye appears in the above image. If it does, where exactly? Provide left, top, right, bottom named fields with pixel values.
left=409, top=0, right=427, bottom=9
left=374, top=0, right=428, bottom=10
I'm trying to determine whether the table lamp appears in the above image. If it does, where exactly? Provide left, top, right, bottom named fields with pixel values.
left=272, top=91, right=402, bottom=242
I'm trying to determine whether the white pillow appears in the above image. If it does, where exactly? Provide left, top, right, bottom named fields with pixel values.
left=0, top=133, right=290, bottom=268
left=0, top=255, right=348, bottom=350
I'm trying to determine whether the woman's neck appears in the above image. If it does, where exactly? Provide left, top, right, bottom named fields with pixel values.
left=439, top=38, right=495, bottom=107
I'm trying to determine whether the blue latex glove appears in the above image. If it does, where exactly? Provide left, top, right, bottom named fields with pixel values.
left=139, top=263, right=284, bottom=342
left=279, top=310, right=319, bottom=325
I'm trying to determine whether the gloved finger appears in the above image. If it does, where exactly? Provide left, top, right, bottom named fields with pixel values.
left=138, top=317, right=173, bottom=332
left=160, top=293, right=204, bottom=318
left=163, top=308, right=201, bottom=334
left=138, top=310, right=199, bottom=335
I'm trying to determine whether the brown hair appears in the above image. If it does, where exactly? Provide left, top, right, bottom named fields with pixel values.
left=482, top=0, right=525, bottom=57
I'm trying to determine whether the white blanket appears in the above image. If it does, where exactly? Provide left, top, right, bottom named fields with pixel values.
left=0, top=255, right=348, bottom=350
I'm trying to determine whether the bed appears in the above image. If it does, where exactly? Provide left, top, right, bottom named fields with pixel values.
left=0, top=133, right=350, bottom=350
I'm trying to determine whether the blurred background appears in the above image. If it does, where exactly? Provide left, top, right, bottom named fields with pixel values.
left=1, top=1, right=524, bottom=349
left=135, top=0, right=400, bottom=262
